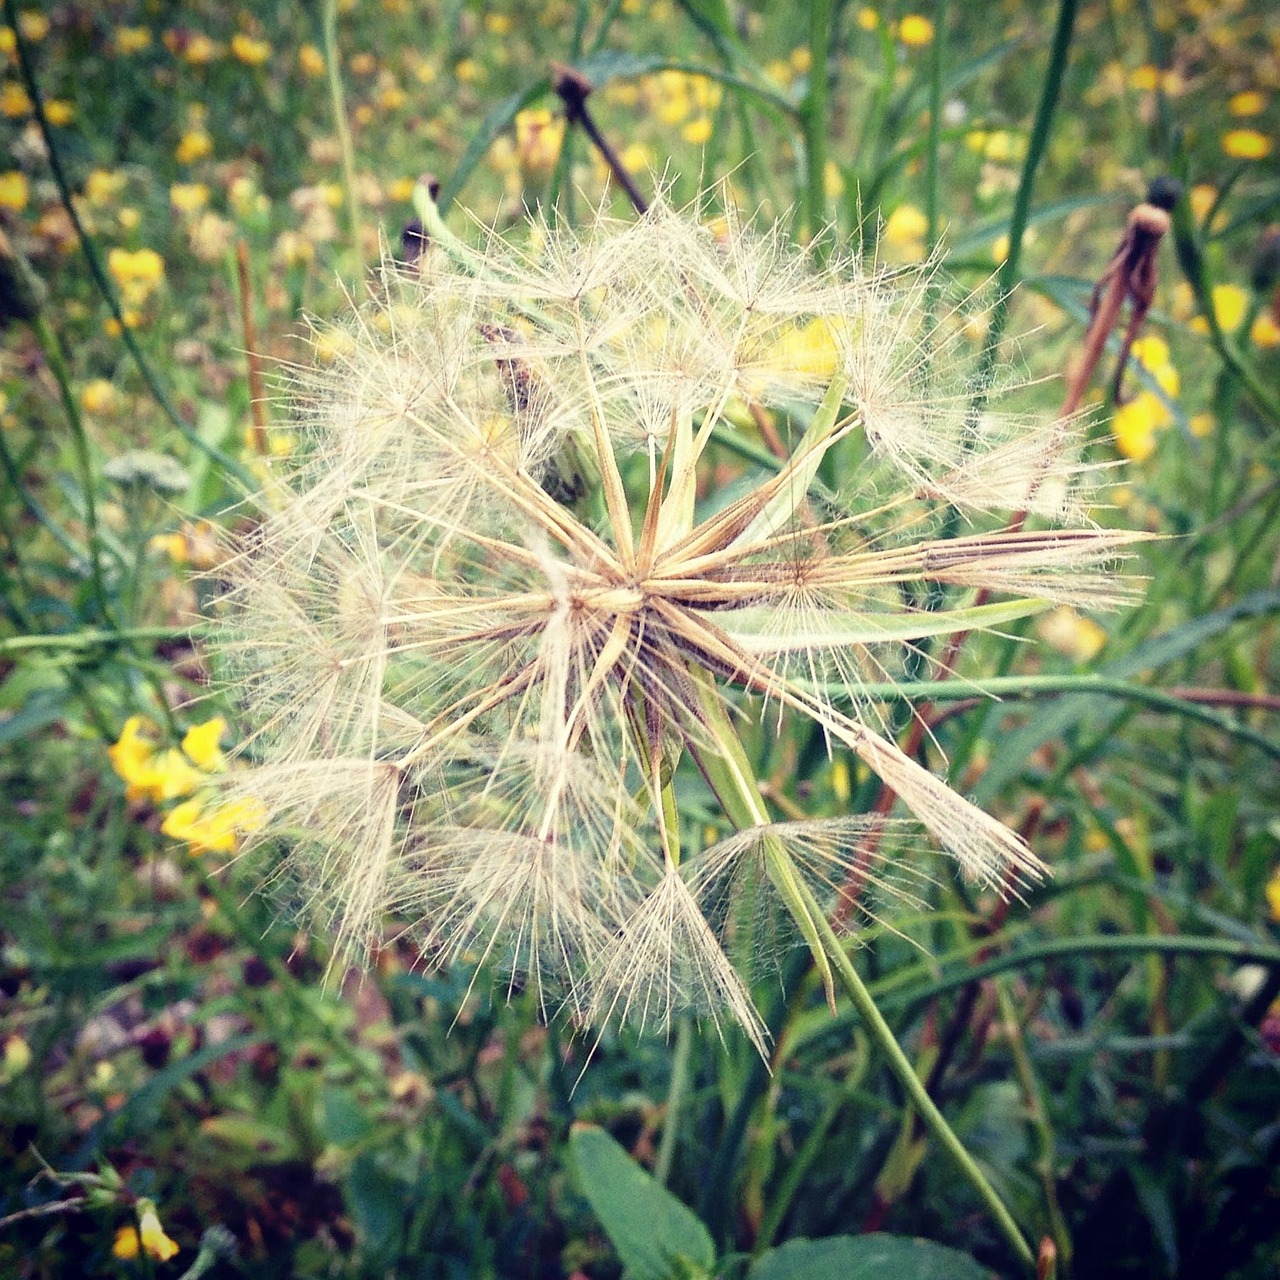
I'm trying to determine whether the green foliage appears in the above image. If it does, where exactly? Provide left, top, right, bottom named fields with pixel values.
left=1, top=0, right=1279, bottom=1277
left=570, top=1124, right=716, bottom=1279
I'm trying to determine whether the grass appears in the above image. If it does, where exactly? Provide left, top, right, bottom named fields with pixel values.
left=1, top=1, right=1278, bottom=1278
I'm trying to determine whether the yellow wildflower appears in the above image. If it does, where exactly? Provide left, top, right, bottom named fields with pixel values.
left=1189, top=413, right=1214, bottom=438
left=181, top=717, right=226, bottom=771
left=80, top=378, right=118, bottom=416
left=378, top=84, right=407, bottom=112
left=112, top=1227, right=141, bottom=1260
left=136, top=1202, right=180, bottom=1263
left=180, top=33, right=220, bottom=64
left=387, top=176, right=416, bottom=203
left=107, top=247, right=165, bottom=307
left=857, top=7, right=880, bottom=30
left=1189, top=284, right=1249, bottom=335
left=897, top=14, right=934, bottom=45
left=790, top=47, right=812, bottom=75
left=176, top=130, right=213, bottom=164
left=84, top=169, right=125, bottom=204
left=170, top=182, right=209, bottom=214
left=274, top=229, right=315, bottom=267
left=619, top=142, right=652, bottom=174
left=1267, top=869, right=1280, bottom=922
left=45, top=100, right=74, bottom=126
left=1, top=82, right=32, bottom=117
left=299, top=43, right=325, bottom=77
left=162, top=795, right=265, bottom=856
left=1037, top=606, right=1107, bottom=661
left=1188, top=184, right=1217, bottom=226
left=1222, top=129, right=1272, bottom=160
left=884, top=203, right=928, bottom=247
left=682, top=116, right=713, bottom=145
left=1251, top=312, right=1280, bottom=348
left=514, top=108, right=564, bottom=174
left=0, top=171, right=28, bottom=211
left=1129, top=64, right=1159, bottom=91
left=230, top=33, right=271, bottom=66
left=17, top=11, right=49, bottom=41
left=1229, top=90, right=1265, bottom=117
left=114, top=26, right=152, bottom=54
left=484, top=12, right=513, bottom=33
left=1130, top=335, right=1180, bottom=397
left=1112, top=393, right=1164, bottom=461
left=139, top=749, right=204, bottom=803
left=455, top=57, right=483, bottom=83
left=2, top=1034, right=32, bottom=1078
left=349, top=51, right=376, bottom=75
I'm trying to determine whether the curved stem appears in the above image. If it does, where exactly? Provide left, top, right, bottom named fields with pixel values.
left=806, top=881, right=1037, bottom=1273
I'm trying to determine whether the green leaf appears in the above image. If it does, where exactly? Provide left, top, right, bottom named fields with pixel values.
left=569, top=1123, right=715, bottom=1280
left=438, top=80, right=552, bottom=209
left=748, top=1234, right=994, bottom=1280
left=717, top=596, right=1052, bottom=652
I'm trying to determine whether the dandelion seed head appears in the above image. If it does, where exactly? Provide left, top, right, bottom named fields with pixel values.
left=211, top=192, right=1147, bottom=1049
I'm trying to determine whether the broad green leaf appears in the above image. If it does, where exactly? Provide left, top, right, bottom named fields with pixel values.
left=713, top=596, right=1052, bottom=652
left=748, top=1234, right=994, bottom=1280
left=569, top=1124, right=715, bottom=1280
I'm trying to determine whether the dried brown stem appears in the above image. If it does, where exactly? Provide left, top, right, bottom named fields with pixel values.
left=552, top=64, right=650, bottom=215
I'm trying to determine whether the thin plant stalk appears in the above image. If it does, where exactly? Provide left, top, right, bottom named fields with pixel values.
left=803, top=0, right=834, bottom=244
left=654, top=1017, right=694, bottom=1187
left=3, top=0, right=251, bottom=488
left=974, top=0, right=1079, bottom=405
left=808, top=883, right=1038, bottom=1272
left=320, top=0, right=364, bottom=275
left=925, top=0, right=949, bottom=249
left=28, top=313, right=112, bottom=623
left=686, top=676, right=1035, bottom=1271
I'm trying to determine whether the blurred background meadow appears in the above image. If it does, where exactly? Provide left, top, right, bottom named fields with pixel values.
left=2, top=0, right=1279, bottom=1276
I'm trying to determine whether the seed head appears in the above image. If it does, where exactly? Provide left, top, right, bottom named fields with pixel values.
left=211, top=194, right=1146, bottom=1046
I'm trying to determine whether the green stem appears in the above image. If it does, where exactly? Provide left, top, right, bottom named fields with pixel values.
left=319, top=0, right=363, bottom=274
left=876, top=933, right=1280, bottom=1013
left=800, top=673, right=1280, bottom=761
left=808, top=890, right=1036, bottom=1271
left=654, top=1017, right=693, bottom=1186
left=973, top=0, right=1078, bottom=407
left=3, top=0, right=251, bottom=489
left=0, top=423, right=85, bottom=561
left=925, top=0, right=949, bottom=249
left=994, top=980, right=1073, bottom=1275
left=0, top=625, right=200, bottom=655
left=803, top=0, right=834, bottom=243
left=31, top=314, right=113, bottom=622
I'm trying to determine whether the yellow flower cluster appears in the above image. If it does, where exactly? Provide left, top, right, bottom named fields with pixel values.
left=112, top=1201, right=180, bottom=1262
left=1112, top=335, right=1179, bottom=462
left=514, top=108, right=565, bottom=176
left=0, top=170, right=28, bottom=211
left=645, top=70, right=721, bottom=143
left=106, top=246, right=165, bottom=308
left=108, top=716, right=264, bottom=855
